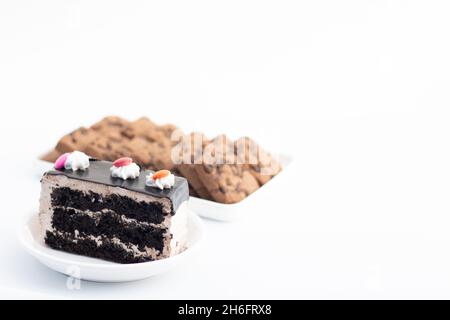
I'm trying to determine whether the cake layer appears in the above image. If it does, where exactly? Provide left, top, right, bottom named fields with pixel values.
left=51, top=187, right=166, bottom=225
left=40, top=174, right=175, bottom=232
left=45, top=230, right=152, bottom=263
left=51, top=207, right=169, bottom=253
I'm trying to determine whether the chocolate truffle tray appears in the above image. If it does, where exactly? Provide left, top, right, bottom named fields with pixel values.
left=33, top=154, right=293, bottom=222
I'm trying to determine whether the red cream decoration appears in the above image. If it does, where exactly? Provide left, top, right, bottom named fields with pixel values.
left=113, top=157, right=133, bottom=168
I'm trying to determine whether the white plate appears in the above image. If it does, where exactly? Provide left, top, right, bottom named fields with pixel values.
left=34, top=155, right=293, bottom=222
left=18, top=208, right=204, bottom=282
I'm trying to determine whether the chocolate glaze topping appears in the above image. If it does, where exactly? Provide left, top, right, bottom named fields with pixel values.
left=44, top=160, right=189, bottom=213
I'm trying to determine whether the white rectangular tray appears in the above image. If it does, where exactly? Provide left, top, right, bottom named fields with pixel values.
left=188, top=155, right=292, bottom=221
left=33, top=155, right=292, bottom=222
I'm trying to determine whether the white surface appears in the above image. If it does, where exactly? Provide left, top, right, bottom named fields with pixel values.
left=19, top=210, right=204, bottom=282
left=2, top=0, right=450, bottom=299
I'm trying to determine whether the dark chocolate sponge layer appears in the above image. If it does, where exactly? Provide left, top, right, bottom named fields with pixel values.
left=51, top=187, right=166, bottom=224
left=45, top=159, right=189, bottom=212
left=45, top=231, right=151, bottom=264
left=51, top=207, right=167, bottom=252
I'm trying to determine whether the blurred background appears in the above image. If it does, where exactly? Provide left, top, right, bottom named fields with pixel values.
left=2, top=1, right=450, bottom=299
left=4, top=1, right=450, bottom=157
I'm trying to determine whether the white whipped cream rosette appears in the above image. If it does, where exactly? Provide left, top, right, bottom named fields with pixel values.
left=110, top=157, right=140, bottom=180
left=146, top=170, right=175, bottom=190
left=54, top=151, right=90, bottom=171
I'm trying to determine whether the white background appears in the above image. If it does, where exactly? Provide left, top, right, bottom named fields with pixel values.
left=1, top=0, right=450, bottom=299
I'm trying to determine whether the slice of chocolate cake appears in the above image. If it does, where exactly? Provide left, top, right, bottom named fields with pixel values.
left=39, top=151, right=189, bottom=264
